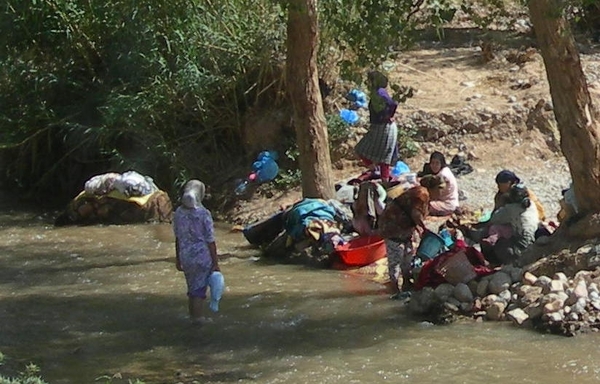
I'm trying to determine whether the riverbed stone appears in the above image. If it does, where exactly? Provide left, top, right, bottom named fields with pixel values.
left=506, top=308, right=529, bottom=325
left=498, top=289, right=512, bottom=303
left=553, top=272, right=568, bottom=282
left=482, top=294, right=499, bottom=307
left=524, top=303, right=543, bottom=319
left=488, top=272, right=512, bottom=294
left=589, top=282, right=599, bottom=294
left=534, top=275, right=552, bottom=293
left=434, top=283, right=455, bottom=301
left=591, top=300, right=600, bottom=311
left=549, top=279, right=565, bottom=293
left=590, top=291, right=600, bottom=301
left=453, top=283, right=474, bottom=303
left=522, top=271, right=537, bottom=286
left=572, top=298, right=588, bottom=314
left=486, top=301, right=507, bottom=320
left=575, top=270, right=593, bottom=284
left=543, top=299, right=564, bottom=314
left=546, top=311, right=564, bottom=322
left=476, top=279, right=489, bottom=297
left=574, top=280, right=589, bottom=299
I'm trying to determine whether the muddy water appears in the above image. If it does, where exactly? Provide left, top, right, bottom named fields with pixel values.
left=1, top=208, right=600, bottom=384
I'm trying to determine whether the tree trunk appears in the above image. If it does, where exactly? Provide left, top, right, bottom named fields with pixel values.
left=286, top=0, right=334, bottom=199
left=529, top=0, right=600, bottom=213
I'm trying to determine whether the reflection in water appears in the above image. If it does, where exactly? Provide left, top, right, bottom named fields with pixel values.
left=1, top=210, right=600, bottom=383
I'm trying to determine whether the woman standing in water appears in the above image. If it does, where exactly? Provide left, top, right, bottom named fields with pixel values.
left=355, top=70, right=399, bottom=182
left=173, top=179, right=220, bottom=324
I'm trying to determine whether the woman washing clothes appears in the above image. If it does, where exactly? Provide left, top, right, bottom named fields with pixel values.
left=494, top=170, right=546, bottom=221
left=460, top=184, right=539, bottom=266
left=377, top=186, right=430, bottom=299
left=355, top=71, right=399, bottom=182
left=418, top=151, right=459, bottom=216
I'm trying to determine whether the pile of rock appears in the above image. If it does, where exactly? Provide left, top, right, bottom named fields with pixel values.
left=408, top=265, right=600, bottom=336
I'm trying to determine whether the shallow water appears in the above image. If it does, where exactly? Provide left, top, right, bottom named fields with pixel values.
left=1, top=208, right=600, bottom=384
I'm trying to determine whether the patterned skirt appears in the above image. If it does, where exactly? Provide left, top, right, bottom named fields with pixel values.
left=355, top=122, right=398, bottom=164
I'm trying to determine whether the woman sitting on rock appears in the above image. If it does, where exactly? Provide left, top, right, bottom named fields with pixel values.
left=461, top=183, right=539, bottom=266
left=494, top=169, right=546, bottom=221
left=377, top=186, right=430, bottom=299
left=418, top=151, right=459, bottom=216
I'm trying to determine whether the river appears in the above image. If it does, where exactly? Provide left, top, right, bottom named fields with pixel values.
left=1, top=205, right=600, bottom=384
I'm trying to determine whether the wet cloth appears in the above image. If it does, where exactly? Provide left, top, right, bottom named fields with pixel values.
left=415, top=239, right=493, bottom=290
left=352, top=182, right=386, bottom=236
left=173, top=181, right=214, bottom=299
left=284, top=199, right=337, bottom=241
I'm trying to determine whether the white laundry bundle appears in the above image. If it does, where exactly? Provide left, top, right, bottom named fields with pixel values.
left=113, top=171, right=157, bottom=197
left=84, top=173, right=121, bottom=195
left=208, top=271, right=225, bottom=312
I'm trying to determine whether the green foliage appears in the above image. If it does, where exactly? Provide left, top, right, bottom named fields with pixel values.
left=326, top=113, right=351, bottom=144
left=0, top=0, right=287, bottom=200
left=0, top=360, right=48, bottom=384
left=397, top=123, right=419, bottom=159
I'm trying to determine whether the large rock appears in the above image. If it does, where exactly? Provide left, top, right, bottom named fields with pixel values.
left=488, top=272, right=512, bottom=294
left=453, top=283, right=474, bottom=303
left=434, top=283, right=455, bottom=302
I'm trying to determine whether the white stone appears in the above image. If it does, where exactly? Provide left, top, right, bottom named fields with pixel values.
left=591, top=300, right=600, bottom=311
left=574, top=280, right=589, bottom=299
left=553, top=272, right=568, bottom=282
left=546, top=312, right=564, bottom=322
left=498, top=289, right=512, bottom=303
left=482, top=294, right=499, bottom=307
left=543, top=299, right=564, bottom=314
left=589, top=283, right=599, bottom=293
left=534, top=275, right=552, bottom=294
left=568, top=312, right=579, bottom=321
left=549, top=279, right=565, bottom=293
left=507, top=308, right=529, bottom=325
left=522, top=271, right=537, bottom=286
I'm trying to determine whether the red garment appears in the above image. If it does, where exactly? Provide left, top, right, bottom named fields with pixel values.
left=414, top=239, right=494, bottom=290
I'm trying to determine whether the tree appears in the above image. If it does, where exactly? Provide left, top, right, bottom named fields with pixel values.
left=286, top=0, right=334, bottom=200
left=529, top=0, right=600, bottom=214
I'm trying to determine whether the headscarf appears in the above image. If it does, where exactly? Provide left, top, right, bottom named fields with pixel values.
left=367, top=70, right=389, bottom=89
left=495, top=170, right=520, bottom=184
left=429, top=151, right=447, bottom=169
left=509, top=183, right=531, bottom=208
left=181, top=179, right=206, bottom=209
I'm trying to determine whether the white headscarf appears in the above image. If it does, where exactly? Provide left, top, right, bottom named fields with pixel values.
left=181, top=179, right=206, bottom=209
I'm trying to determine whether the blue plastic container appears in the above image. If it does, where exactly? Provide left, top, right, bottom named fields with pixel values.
left=416, top=231, right=447, bottom=260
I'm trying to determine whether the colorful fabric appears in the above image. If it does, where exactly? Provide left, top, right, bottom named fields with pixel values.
left=378, top=186, right=430, bottom=239
left=173, top=204, right=215, bottom=298
left=355, top=122, right=398, bottom=164
left=284, top=198, right=337, bottom=240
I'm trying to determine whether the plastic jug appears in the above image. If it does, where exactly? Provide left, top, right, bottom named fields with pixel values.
left=391, top=161, right=410, bottom=178
left=208, top=271, right=225, bottom=312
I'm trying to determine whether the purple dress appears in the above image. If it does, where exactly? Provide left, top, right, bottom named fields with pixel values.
left=173, top=205, right=215, bottom=298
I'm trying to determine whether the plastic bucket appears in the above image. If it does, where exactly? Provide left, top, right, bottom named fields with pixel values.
left=416, top=231, right=446, bottom=260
